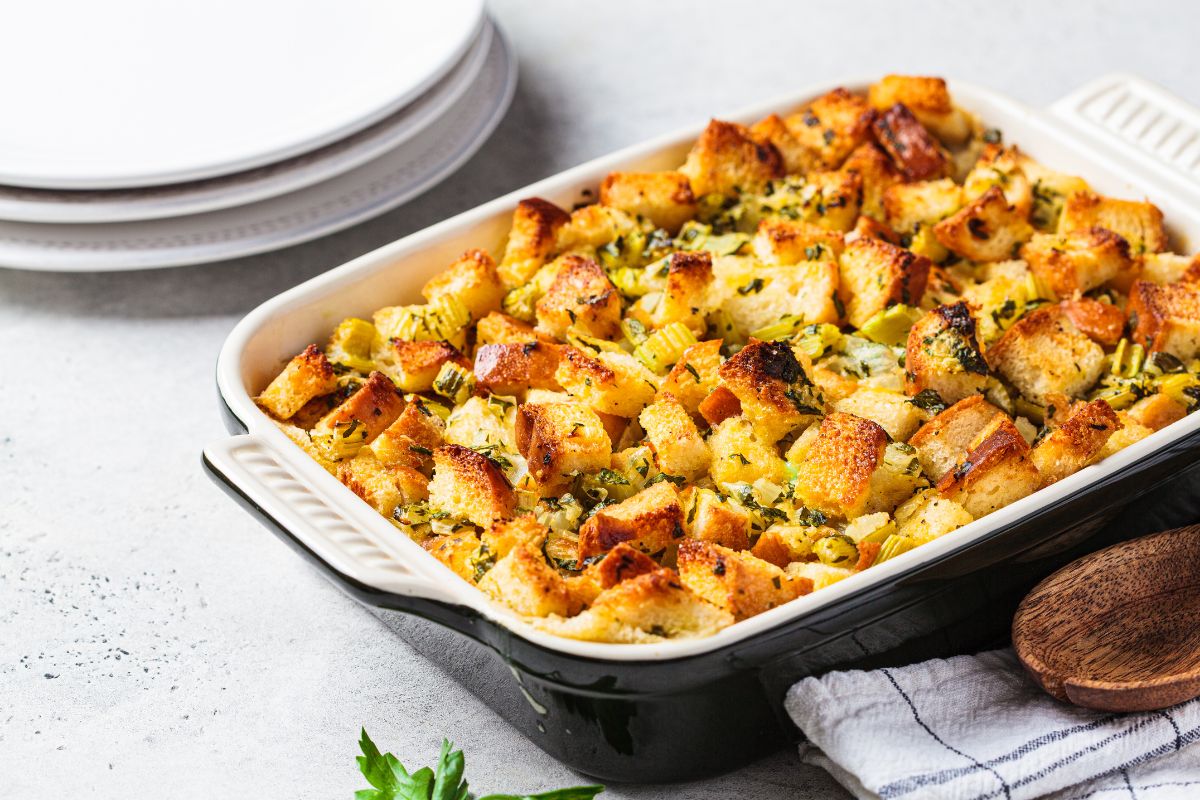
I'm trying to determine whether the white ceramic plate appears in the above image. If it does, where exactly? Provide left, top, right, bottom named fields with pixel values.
left=0, top=21, right=515, bottom=272
left=0, top=23, right=493, bottom=224
left=0, top=0, right=484, bottom=189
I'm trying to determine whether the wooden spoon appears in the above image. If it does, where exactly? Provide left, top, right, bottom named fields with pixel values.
left=1013, top=524, right=1200, bottom=712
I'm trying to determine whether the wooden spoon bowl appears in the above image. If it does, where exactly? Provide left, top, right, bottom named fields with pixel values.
left=1013, top=524, right=1200, bottom=712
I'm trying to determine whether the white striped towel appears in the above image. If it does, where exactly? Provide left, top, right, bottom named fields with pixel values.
left=785, top=648, right=1200, bottom=800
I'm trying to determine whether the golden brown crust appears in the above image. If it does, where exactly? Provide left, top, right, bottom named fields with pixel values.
left=473, top=341, right=563, bottom=395
left=933, top=186, right=1032, bottom=262
left=841, top=142, right=903, bottom=221
left=753, top=218, right=845, bottom=264
left=497, top=197, right=571, bottom=288
left=936, top=416, right=1040, bottom=517
left=376, top=339, right=468, bottom=393
left=1030, top=399, right=1121, bottom=486
left=851, top=214, right=903, bottom=245
left=659, top=339, right=724, bottom=414
left=679, top=119, right=784, bottom=196
left=653, top=250, right=713, bottom=331
left=1128, top=279, right=1200, bottom=359
left=794, top=412, right=888, bottom=519
left=428, top=444, right=517, bottom=527
left=677, top=540, right=799, bottom=621
left=368, top=399, right=446, bottom=474
left=315, top=371, right=404, bottom=443
left=1021, top=227, right=1134, bottom=297
left=478, top=540, right=581, bottom=617
left=639, top=393, right=711, bottom=480
left=1126, top=393, right=1187, bottom=432
left=421, top=248, right=504, bottom=319
left=840, top=236, right=932, bottom=328
left=904, top=301, right=989, bottom=404
left=681, top=487, right=751, bottom=550
left=256, top=344, right=339, bottom=420
left=577, top=481, right=685, bottom=561
left=423, top=532, right=481, bottom=582
left=718, top=339, right=825, bottom=441
left=784, top=88, right=875, bottom=170
left=987, top=307, right=1106, bottom=404
left=535, top=255, right=621, bottom=340
left=514, top=402, right=612, bottom=491
left=750, top=113, right=816, bottom=175
left=871, top=103, right=951, bottom=181
left=1058, top=191, right=1167, bottom=254
left=554, top=347, right=658, bottom=418
left=598, top=171, right=697, bottom=233
left=909, top=395, right=1004, bottom=483
left=475, top=311, right=539, bottom=346
left=1059, top=298, right=1127, bottom=347
left=868, top=75, right=970, bottom=144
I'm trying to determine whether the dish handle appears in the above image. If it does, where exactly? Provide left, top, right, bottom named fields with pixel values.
left=1050, top=73, right=1200, bottom=207
left=202, top=434, right=482, bottom=633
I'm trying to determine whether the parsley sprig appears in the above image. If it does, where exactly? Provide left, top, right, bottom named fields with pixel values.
left=355, top=730, right=604, bottom=800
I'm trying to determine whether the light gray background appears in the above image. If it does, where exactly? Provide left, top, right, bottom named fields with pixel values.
left=3, top=1, right=1198, bottom=797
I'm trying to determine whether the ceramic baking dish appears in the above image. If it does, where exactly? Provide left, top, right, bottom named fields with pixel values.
left=204, top=74, right=1200, bottom=782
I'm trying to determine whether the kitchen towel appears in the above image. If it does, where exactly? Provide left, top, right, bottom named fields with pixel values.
left=786, top=648, right=1200, bottom=800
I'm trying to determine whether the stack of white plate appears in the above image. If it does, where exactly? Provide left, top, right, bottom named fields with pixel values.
left=0, top=0, right=514, bottom=271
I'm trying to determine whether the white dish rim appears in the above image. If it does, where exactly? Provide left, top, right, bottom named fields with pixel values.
left=210, top=73, right=1200, bottom=663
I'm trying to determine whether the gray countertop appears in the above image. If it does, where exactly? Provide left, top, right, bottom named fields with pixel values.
left=4, top=1, right=1198, bottom=797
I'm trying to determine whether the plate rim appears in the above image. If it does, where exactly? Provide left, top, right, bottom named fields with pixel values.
left=0, top=23, right=495, bottom=224
left=0, top=20, right=516, bottom=273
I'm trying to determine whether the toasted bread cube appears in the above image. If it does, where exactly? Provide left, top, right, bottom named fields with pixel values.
left=868, top=75, right=971, bottom=144
left=719, top=257, right=842, bottom=336
left=480, top=514, right=548, bottom=561
left=800, top=170, right=864, bottom=232
left=795, top=412, right=889, bottom=519
left=257, top=344, right=338, bottom=420
left=884, top=178, right=964, bottom=236
left=473, top=341, right=562, bottom=396
left=1091, top=413, right=1154, bottom=462
left=514, top=402, right=612, bottom=492
left=428, top=444, right=516, bottom=527
left=851, top=214, right=903, bottom=245
left=718, top=340, right=825, bottom=441
left=750, top=113, right=817, bottom=176
left=423, top=531, right=481, bottom=582
left=421, top=248, right=504, bottom=320
left=936, top=416, right=1041, bottom=518
left=1143, top=252, right=1200, bottom=285
left=841, top=142, right=903, bottom=221
left=1127, top=393, right=1188, bottom=431
left=545, top=568, right=734, bottom=642
left=1017, top=154, right=1091, bottom=230
left=651, top=250, right=713, bottom=333
left=598, top=171, right=697, bottom=233
left=834, top=388, right=926, bottom=442
left=922, top=265, right=963, bottom=309
left=478, top=540, right=579, bottom=617
left=337, top=450, right=420, bottom=517
left=555, top=204, right=642, bottom=254
left=908, top=395, right=1004, bottom=482
left=566, top=542, right=660, bottom=607
left=639, top=394, right=710, bottom=480
left=677, top=540, right=799, bottom=621
left=1060, top=298, right=1127, bottom=347
left=497, top=198, right=571, bottom=289
left=934, top=186, right=1033, bottom=262
left=374, top=339, right=468, bottom=393
left=707, top=416, right=788, bottom=485
left=1128, top=279, right=1200, bottom=359
left=533, top=255, right=621, bottom=340
left=839, top=236, right=931, bottom=328
left=893, top=489, right=973, bottom=544
left=475, top=311, right=539, bottom=346
left=681, top=487, right=751, bottom=550
left=1021, top=228, right=1134, bottom=297
left=313, top=371, right=404, bottom=445
left=867, top=442, right=928, bottom=514
left=784, top=87, right=875, bottom=170
left=659, top=339, right=724, bottom=414
left=555, top=347, right=658, bottom=418
left=872, top=103, right=952, bottom=181
left=679, top=119, right=784, bottom=196
left=1058, top=191, right=1167, bottom=254
left=904, top=302, right=990, bottom=405
left=1030, top=399, right=1121, bottom=486
left=753, top=218, right=845, bottom=264
left=368, top=399, right=446, bottom=474
left=987, top=307, right=1105, bottom=404
left=963, top=145, right=1033, bottom=217
left=577, top=481, right=685, bottom=560
left=698, top=386, right=742, bottom=428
